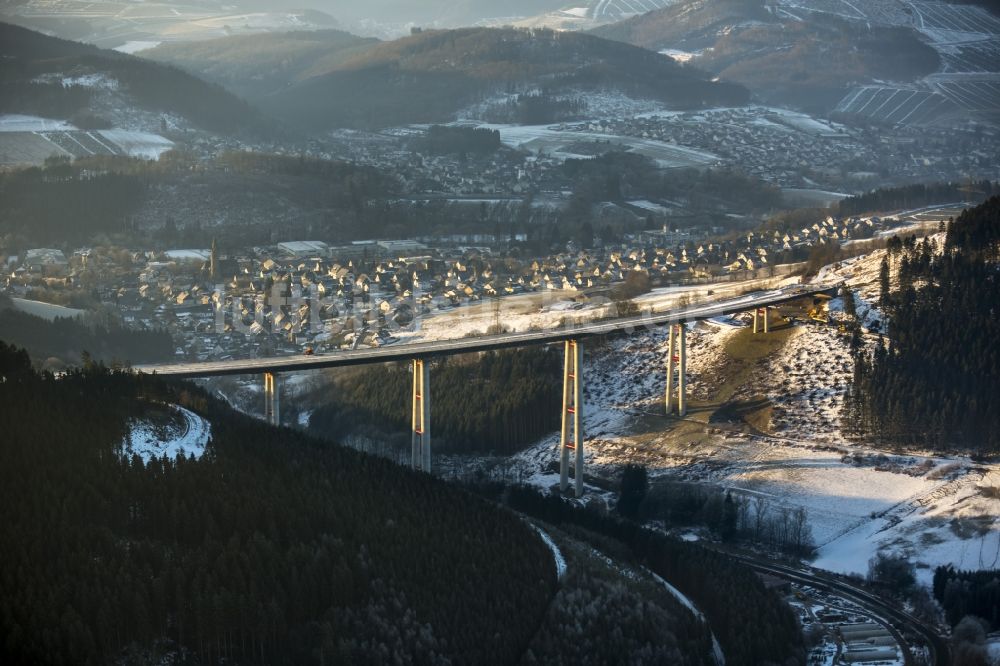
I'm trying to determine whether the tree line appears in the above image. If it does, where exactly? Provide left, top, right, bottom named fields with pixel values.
left=836, top=181, right=999, bottom=217
left=639, top=480, right=815, bottom=557
left=480, top=92, right=586, bottom=125
left=411, top=125, right=502, bottom=155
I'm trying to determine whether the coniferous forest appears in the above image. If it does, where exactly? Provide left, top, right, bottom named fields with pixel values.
left=308, top=348, right=563, bottom=455
left=836, top=181, right=999, bottom=217
left=842, top=196, right=1000, bottom=451
left=0, top=342, right=558, bottom=665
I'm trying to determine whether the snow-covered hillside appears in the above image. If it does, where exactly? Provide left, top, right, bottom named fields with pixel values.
left=122, top=404, right=211, bottom=463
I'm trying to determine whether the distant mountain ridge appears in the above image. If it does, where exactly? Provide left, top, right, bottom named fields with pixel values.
left=592, top=0, right=771, bottom=51
left=147, top=26, right=749, bottom=130
left=591, top=0, right=941, bottom=112
left=0, top=22, right=265, bottom=135
left=144, top=29, right=380, bottom=100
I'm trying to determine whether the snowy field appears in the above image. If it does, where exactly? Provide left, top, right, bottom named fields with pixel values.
left=122, top=405, right=211, bottom=464
left=591, top=0, right=678, bottom=20
left=0, top=115, right=175, bottom=164
left=834, top=86, right=958, bottom=126
left=931, top=75, right=1000, bottom=112
left=10, top=298, right=85, bottom=321
left=758, top=107, right=847, bottom=137
left=113, top=41, right=161, bottom=54
left=96, top=130, right=174, bottom=159
left=811, top=0, right=1000, bottom=124
left=0, top=114, right=77, bottom=132
left=475, top=123, right=720, bottom=167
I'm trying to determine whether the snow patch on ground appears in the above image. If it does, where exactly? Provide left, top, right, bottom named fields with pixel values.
left=114, top=41, right=161, bottom=54
left=122, top=405, right=211, bottom=464
left=532, top=524, right=567, bottom=580
left=97, top=130, right=174, bottom=159
left=659, top=48, right=701, bottom=63
left=31, top=72, right=119, bottom=90
left=765, top=324, right=849, bottom=442
left=648, top=569, right=725, bottom=665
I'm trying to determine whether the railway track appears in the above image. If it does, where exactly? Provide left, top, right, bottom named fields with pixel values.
left=723, top=552, right=949, bottom=666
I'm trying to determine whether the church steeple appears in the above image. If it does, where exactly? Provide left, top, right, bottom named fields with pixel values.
left=209, top=237, right=218, bottom=281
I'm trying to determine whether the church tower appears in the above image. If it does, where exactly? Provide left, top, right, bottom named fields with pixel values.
left=209, top=237, right=218, bottom=281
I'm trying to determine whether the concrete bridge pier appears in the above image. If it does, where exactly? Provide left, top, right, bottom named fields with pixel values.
left=263, top=372, right=281, bottom=426
left=411, top=359, right=431, bottom=472
left=753, top=307, right=770, bottom=334
left=559, top=339, right=584, bottom=497
left=665, top=324, right=687, bottom=417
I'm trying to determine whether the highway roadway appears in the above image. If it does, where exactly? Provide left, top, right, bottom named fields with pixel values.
left=134, top=283, right=838, bottom=379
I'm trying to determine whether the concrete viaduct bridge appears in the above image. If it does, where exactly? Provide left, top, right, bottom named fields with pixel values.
left=136, top=284, right=838, bottom=497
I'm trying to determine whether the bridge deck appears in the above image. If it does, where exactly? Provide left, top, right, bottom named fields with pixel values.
left=134, top=285, right=836, bottom=378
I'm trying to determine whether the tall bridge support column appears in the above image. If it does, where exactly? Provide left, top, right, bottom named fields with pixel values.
left=678, top=325, right=687, bottom=417
left=665, top=324, right=687, bottom=417
left=666, top=325, right=676, bottom=414
left=411, top=359, right=431, bottom=473
left=263, top=372, right=281, bottom=426
left=559, top=339, right=584, bottom=498
left=753, top=307, right=770, bottom=334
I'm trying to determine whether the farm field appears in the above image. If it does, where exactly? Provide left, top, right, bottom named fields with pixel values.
left=590, top=0, right=678, bottom=20
left=834, top=86, right=959, bottom=125
left=477, top=122, right=721, bottom=167
left=0, top=116, right=174, bottom=165
left=930, top=74, right=1000, bottom=112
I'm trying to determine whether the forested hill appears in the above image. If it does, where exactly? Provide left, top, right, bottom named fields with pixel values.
left=0, top=342, right=557, bottom=664
left=837, top=181, right=1000, bottom=218
left=0, top=23, right=266, bottom=135
left=591, top=0, right=939, bottom=111
left=843, top=196, right=1000, bottom=451
left=144, top=29, right=381, bottom=100
left=592, top=0, right=772, bottom=52
left=238, top=27, right=748, bottom=130
left=0, top=152, right=400, bottom=247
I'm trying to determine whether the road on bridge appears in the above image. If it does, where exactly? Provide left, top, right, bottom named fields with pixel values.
left=135, top=284, right=837, bottom=378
